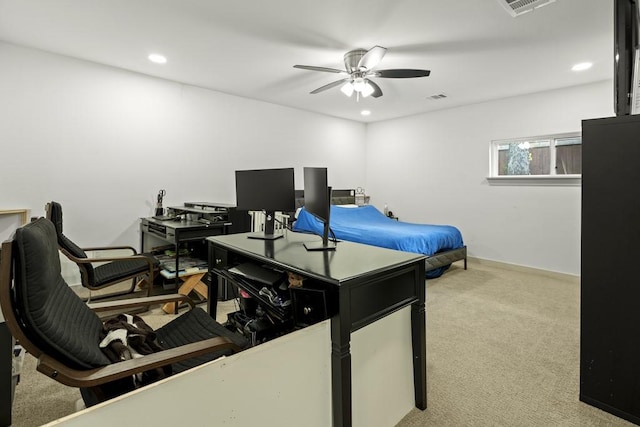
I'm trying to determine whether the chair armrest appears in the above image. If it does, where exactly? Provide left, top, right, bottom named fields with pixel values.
left=82, top=245, right=138, bottom=254
left=64, top=252, right=156, bottom=269
left=88, top=294, right=196, bottom=312
left=36, top=336, right=241, bottom=388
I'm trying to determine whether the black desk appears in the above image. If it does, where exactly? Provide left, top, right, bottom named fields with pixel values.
left=207, top=232, right=426, bottom=427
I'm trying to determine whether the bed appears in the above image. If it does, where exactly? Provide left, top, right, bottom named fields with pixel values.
left=292, top=192, right=467, bottom=278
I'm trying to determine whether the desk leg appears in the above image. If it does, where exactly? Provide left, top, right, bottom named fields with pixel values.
left=139, top=223, right=145, bottom=253
left=208, top=275, right=220, bottom=319
left=411, top=271, right=427, bottom=410
left=331, top=286, right=352, bottom=427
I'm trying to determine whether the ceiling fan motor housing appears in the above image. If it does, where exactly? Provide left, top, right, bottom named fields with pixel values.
left=344, top=49, right=368, bottom=73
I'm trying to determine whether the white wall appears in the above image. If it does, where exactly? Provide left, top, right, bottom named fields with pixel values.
left=0, top=41, right=616, bottom=276
left=0, top=42, right=366, bottom=251
left=365, top=81, right=613, bottom=275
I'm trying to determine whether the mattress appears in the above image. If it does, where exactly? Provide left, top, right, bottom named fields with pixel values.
left=293, top=204, right=464, bottom=259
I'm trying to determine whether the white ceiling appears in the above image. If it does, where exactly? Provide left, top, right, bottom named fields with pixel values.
left=0, top=0, right=613, bottom=123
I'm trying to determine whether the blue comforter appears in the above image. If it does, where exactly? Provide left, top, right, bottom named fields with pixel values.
left=293, top=205, right=464, bottom=278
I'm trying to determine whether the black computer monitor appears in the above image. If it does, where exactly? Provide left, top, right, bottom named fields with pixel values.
left=303, top=167, right=335, bottom=251
left=235, top=168, right=295, bottom=240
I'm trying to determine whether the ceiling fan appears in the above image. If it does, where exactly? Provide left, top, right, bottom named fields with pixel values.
left=293, top=45, right=430, bottom=100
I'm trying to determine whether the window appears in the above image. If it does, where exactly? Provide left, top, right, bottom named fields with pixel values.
left=488, top=133, right=581, bottom=185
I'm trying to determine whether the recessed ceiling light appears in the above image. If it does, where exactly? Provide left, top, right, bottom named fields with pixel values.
left=361, top=110, right=371, bottom=116
left=572, top=62, right=592, bottom=71
left=148, top=54, right=167, bottom=64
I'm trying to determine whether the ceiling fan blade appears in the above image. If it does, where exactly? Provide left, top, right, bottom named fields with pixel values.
left=374, top=69, right=431, bottom=78
left=367, top=79, right=383, bottom=98
left=294, top=65, right=347, bottom=74
left=310, top=78, right=350, bottom=94
left=357, top=46, right=387, bottom=70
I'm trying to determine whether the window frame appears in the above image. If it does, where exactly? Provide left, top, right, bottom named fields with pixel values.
left=487, top=132, right=582, bottom=186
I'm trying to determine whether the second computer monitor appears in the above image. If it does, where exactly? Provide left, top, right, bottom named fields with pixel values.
left=303, top=167, right=335, bottom=251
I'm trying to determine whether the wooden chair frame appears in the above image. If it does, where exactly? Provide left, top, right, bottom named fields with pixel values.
left=45, top=202, right=158, bottom=300
left=0, top=238, right=240, bottom=399
left=58, top=244, right=157, bottom=295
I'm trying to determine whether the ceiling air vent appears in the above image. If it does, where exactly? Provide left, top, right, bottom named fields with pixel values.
left=427, top=93, right=447, bottom=100
left=497, top=0, right=556, bottom=17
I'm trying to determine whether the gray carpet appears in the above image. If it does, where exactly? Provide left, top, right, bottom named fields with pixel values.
left=9, top=261, right=634, bottom=426
left=397, top=261, right=632, bottom=427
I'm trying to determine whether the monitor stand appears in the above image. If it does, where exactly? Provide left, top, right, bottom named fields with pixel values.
left=304, top=240, right=336, bottom=251
left=247, top=211, right=284, bottom=240
left=303, top=222, right=336, bottom=251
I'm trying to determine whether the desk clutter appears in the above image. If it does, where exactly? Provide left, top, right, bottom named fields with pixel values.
left=153, top=202, right=245, bottom=227
left=156, top=251, right=208, bottom=276
left=150, top=250, right=210, bottom=313
left=217, top=262, right=334, bottom=346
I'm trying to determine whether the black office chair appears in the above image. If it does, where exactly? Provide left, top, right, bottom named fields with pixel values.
left=0, top=218, right=248, bottom=406
left=45, top=201, right=158, bottom=300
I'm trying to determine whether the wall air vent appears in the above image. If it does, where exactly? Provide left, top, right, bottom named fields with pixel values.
left=497, top=0, right=556, bottom=17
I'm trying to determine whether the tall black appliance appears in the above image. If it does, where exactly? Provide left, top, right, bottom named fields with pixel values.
left=581, top=114, right=640, bottom=425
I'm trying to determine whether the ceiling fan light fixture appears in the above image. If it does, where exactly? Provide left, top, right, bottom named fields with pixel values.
left=361, top=82, right=375, bottom=98
left=341, top=82, right=355, bottom=97
left=352, top=77, right=366, bottom=92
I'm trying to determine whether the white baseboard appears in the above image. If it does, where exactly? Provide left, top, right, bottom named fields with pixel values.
left=467, top=256, right=579, bottom=283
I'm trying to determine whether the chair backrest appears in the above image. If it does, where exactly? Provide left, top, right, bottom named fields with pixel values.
left=46, top=201, right=96, bottom=286
left=6, top=218, right=110, bottom=369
